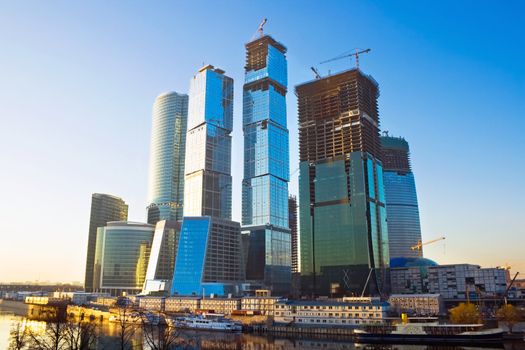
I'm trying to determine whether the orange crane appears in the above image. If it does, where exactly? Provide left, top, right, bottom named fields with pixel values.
left=410, top=237, right=446, bottom=257
left=320, top=48, right=371, bottom=69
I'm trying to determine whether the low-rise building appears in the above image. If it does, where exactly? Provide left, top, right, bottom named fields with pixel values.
left=200, top=297, right=241, bottom=315
left=91, top=296, right=117, bottom=308
left=241, top=296, right=284, bottom=316
left=274, top=300, right=389, bottom=326
left=391, top=264, right=509, bottom=299
left=165, top=296, right=201, bottom=313
left=138, top=296, right=165, bottom=311
left=389, top=294, right=444, bottom=316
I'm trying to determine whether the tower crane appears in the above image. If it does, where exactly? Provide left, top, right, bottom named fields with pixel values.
left=320, top=48, right=371, bottom=69
left=251, top=18, right=267, bottom=41
left=310, top=67, right=322, bottom=79
left=410, top=237, right=446, bottom=257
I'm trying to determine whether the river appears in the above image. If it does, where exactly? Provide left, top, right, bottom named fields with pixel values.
left=0, top=308, right=522, bottom=350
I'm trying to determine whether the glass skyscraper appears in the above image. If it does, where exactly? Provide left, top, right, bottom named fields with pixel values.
left=147, top=91, right=188, bottom=225
left=84, top=193, right=128, bottom=292
left=170, top=65, right=244, bottom=297
left=241, top=35, right=291, bottom=295
left=183, top=65, right=233, bottom=219
left=93, top=221, right=154, bottom=296
left=381, top=135, right=422, bottom=259
left=296, top=69, right=389, bottom=297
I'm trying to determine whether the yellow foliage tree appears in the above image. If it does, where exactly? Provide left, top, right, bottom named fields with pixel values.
left=496, top=304, right=522, bottom=333
left=449, top=302, right=482, bottom=324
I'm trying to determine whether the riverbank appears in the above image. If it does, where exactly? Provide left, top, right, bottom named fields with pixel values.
left=0, top=299, right=28, bottom=316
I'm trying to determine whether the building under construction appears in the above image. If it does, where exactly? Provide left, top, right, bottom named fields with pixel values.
left=296, top=68, right=389, bottom=297
left=381, top=135, right=422, bottom=259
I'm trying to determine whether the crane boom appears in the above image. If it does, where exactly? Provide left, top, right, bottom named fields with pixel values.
left=251, top=18, right=267, bottom=41
left=410, top=237, right=445, bottom=257
left=320, top=48, right=371, bottom=68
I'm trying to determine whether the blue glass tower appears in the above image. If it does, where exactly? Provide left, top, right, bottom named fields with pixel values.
left=241, top=35, right=291, bottom=295
left=381, top=135, right=422, bottom=259
left=170, top=65, right=244, bottom=297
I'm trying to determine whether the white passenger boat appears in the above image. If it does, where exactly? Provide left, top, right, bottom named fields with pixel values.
left=168, top=313, right=242, bottom=332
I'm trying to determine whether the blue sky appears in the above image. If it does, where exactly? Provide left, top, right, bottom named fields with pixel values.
left=0, top=1, right=523, bottom=283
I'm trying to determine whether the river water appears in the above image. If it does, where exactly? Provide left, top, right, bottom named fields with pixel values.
left=0, top=309, right=522, bottom=350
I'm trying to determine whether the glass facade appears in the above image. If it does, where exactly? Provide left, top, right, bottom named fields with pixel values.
left=380, top=136, right=422, bottom=259
left=171, top=217, right=243, bottom=296
left=184, top=66, right=233, bottom=220
left=241, top=35, right=291, bottom=294
left=84, top=193, right=128, bottom=292
left=147, top=92, right=188, bottom=225
left=95, top=221, right=154, bottom=296
left=383, top=172, right=421, bottom=258
left=144, top=220, right=180, bottom=283
left=296, top=69, right=389, bottom=296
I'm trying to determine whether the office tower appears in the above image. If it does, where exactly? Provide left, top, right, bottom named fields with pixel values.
left=84, top=193, right=128, bottom=292
left=381, top=135, right=422, bottom=259
left=147, top=91, right=189, bottom=225
left=170, top=217, right=244, bottom=296
left=93, top=221, right=154, bottom=296
left=289, top=195, right=298, bottom=274
left=142, top=220, right=181, bottom=294
left=296, top=69, right=389, bottom=296
left=183, top=65, right=233, bottom=219
left=171, top=65, right=244, bottom=297
left=241, top=35, right=291, bottom=294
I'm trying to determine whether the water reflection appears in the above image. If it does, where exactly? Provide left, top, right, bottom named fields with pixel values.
left=0, top=312, right=520, bottom=350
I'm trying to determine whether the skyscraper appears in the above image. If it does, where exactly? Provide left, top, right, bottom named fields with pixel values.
left=147, top=91, right=189, bottom=225
left=183, top=65, right=233, bottom=219
left=381, top=135, right=422, bottom=259
left=241, top=35, right=291, bottom=294
left=84, top=193, right=128, bottom=292
left=171, top=65, right=244, bottom=297
left=296, top=69, right=389, bottom=296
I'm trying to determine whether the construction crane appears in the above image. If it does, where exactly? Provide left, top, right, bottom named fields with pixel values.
left=251, top=18, right=267, bottom=41
left=310, top=67, right=322, bottom=79
left=320, top=48, right=371, bottom=69
left=410, top=237, right=446, bottom=257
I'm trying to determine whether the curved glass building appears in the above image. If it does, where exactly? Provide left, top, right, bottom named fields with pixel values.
left=147, top=91, right=189, bottom=224
left=381, top=135, right=422, bottom=259
left=93, top=221, right=155, bottom=296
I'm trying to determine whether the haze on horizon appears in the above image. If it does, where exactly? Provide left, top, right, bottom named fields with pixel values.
left=0, top=1, right=523, bottom=283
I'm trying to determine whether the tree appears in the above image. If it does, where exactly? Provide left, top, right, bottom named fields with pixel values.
left=8, top=322, right=28, bottom=350
left=27, top=318, right=69, bottom=350
left=63, top=318, right=98, bottom=350
left=140, top=312, right=186, bottom=350
left=449, top=302, right=482, bottom=324
left=115, top=304, right=137, bottom=350
left=496, top=304, right=522, bottom=333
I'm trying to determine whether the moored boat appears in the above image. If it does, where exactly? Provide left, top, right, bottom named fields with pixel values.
left=354, top=322, right=504, bottom=345
left=168, top=313, right=242, bottom=332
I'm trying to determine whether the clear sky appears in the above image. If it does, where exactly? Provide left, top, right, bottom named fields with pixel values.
left=0, top=1, right=523, bottom=283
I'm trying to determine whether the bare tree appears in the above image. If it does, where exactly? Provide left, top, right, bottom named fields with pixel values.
left=27, top=318, right=68, bottom=350
left=8, top=322, right=28, bottom=350
left=63, top=318, right=98, bottom=350
left=140, top=312, right=186, bottom=350
left=115, top=304, right=137, bottom=350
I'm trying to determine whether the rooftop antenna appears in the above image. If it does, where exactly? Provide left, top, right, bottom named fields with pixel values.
left=251, top=18, right=267, bottom=41
left=320, top=48, right=371, bottom=69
